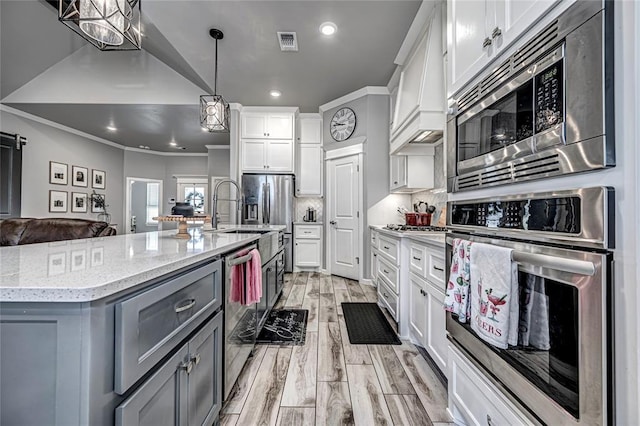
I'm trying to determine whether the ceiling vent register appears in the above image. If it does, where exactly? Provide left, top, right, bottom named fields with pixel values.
left=277, top=32, right=299, bottom=51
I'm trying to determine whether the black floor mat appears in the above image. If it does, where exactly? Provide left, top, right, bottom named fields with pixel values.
left=341, top=303, right=401, bottom=345
left=256, top=309, right=308, bottom=345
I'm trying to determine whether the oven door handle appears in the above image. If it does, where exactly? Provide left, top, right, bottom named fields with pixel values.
left=512, top=252, right=596, bottom=276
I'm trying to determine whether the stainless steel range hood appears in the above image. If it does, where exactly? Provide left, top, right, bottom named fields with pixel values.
left=389, top=1, right=445, bottom=155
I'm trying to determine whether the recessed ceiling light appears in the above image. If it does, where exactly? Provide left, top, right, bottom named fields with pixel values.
left=270, top=90, right=282, bottom=98
left=106, top=125, right=117, bottom=132
left=320, top=22, right=337, bottom=36
left=169, top=142, right=178, bottom=147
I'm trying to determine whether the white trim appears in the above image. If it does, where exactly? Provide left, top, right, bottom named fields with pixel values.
left=123, top=147, right=207, bottom=157
left=230, top=103, right=243, bottom=111
left=240, top=106, right=299, bottom=114
left=324, top=140, right=365, bottom=160
left=125, top=177, right=163, bottom=234
left=318, top=86, right=389, bottom=113
left=205, top=145, right=231, bottom=150
left=1, top=105, right=208, bottom=157
left=394, top=1, right=436, bottom=66
left=360, top=278, right=375, bottom=287
left=387, top=67, right=402, bottom=92
left=298, top=113, right=322, bottom=119
left=175, top=176, right=208, bottom=183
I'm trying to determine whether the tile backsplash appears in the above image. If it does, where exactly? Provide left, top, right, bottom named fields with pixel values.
left=295, top=197, right=323, bottom=222
left=411, top=143, right=448, bottom=225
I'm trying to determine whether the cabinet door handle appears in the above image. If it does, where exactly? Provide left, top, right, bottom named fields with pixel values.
left=393, top=181, right=398, bottom=184
left=383, top=292, right=389, bottom=298
left=175, top=298, right=196, bottom=313
left=433, top=265, right=444, bottom=272
left=413, top=256, right=421, bottom=261
left=483, top=37, right=492, bottom=48
left=190, top=353, right=201, bottom=366
left=179, top=360, right=193, bottom=374
left=373, top=253, right=377, bottom=257
left=383, top=246, right=390, bottom=250
left=383, top=269, right=389, bottom=274
left=491, top=27, right=502, bottom=39
left=486, top=414, right=493, bottom=426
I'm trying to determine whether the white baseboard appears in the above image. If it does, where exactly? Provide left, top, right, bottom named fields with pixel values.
left=360, top=278, right=375, bottom=287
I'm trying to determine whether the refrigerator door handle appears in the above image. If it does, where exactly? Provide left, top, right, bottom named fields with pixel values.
left=261, top=183, right=267, bottom=224
left=266, top=183, right=271, bottom=224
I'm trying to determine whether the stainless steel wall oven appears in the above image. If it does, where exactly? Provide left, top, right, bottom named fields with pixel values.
left=446, top=1, right=615, bottom=192
left=446, top=187, right=614, bottom=425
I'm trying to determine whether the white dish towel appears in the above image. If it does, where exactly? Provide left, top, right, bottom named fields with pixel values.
left=470, top=242, right=519, bottom=349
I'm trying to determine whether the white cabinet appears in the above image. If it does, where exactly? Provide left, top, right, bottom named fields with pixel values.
left=296, top=114, right=323, bottom=197
left=294, top=224, right=322, bottom=269
left=241, top=139, right=294, bottom=173
left=390, top=154, right=435, bottom=193
left=407, top=238, right=448, bottom=375
left=241, top=112, right=293, bottom=139
left=448, top=345, right=535, bottom=426
left=376, top=233, right=402, bottom=322
left=370, top=230, right=379, bottom=283
left=447, top=0, right=561, bottom=96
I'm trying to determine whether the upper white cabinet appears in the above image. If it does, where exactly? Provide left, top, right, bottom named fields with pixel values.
left=390, top=153, right=435, bottom=193
left=295, top=114, right=323, bottom=197
left=241, top=112, right=294, bottom=139
left=240, top=108, right=297, bottom=173
left=447, top=0, right=561, bottom=96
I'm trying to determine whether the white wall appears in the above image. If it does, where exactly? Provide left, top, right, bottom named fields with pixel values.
left=1, top=110, right=125, bottom=228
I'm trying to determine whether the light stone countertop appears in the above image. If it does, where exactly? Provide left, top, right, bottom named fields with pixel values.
left=293, top=222, right=323, bottom=225
left=370, top=225, right=446, bottom=245
left=0, top=227, right=279, bottom=303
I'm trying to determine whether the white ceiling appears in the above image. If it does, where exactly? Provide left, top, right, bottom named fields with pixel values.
left=0, top=0, right=423, bottom=152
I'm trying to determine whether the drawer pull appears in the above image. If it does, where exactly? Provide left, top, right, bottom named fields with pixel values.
left=174, top=298, right=196, bottom=313
left=433, top=265, right=444, bottom=272
left=383, top=269, right=389, bottom=274
left=412, top=256, right=421, bottom=261
left=383, top=292, right=389, bottom=298
left=304, top=231, right=311, bottom=234
left=179, top=360, right=193, bottom=374
left=383, top=246, right=390, bottom=249
left=487, top=414, right=493, bottom=426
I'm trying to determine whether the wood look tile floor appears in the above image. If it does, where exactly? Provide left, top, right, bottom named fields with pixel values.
left=221, top=272, right=453, bottom=426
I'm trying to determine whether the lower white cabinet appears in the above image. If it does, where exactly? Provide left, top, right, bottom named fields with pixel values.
left=449, top=345, right=535, bottom=426
left=294, top=224, right=322, bottom=269
left=409, top=273, right=427, bottom=342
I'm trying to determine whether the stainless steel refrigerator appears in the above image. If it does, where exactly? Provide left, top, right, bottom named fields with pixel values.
left=241, top=174, right=294, bottom=272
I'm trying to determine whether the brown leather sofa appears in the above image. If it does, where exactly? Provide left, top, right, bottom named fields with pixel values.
left=0, top=218, right=116, bottom=246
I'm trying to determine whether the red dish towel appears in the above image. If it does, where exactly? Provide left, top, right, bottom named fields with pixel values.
left=245, top=248, right=262, bottom=305
left=229, top=248, right=263, bottom=305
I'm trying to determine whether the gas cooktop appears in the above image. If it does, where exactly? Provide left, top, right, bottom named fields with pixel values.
left=383, top=224, right=448, bottom=232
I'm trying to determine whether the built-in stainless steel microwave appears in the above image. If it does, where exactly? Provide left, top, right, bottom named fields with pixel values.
left=446, top=1, right=614, bottom=192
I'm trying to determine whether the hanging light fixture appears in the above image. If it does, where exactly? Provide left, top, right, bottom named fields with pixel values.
left=59, top=0, right=142, bottom=50
left=200, top=29, right=230, bottom=133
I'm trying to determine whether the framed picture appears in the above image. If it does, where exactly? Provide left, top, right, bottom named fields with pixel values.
left=71, top=192, right=88, bottom=213
left=49, top=161, right=68, bottom=185
left=91, top=193, right=105, bottom=213
left=71, top=250, right=86, bottom=272
left=72, top=166, right=88, bottom=187
left=49, top=190, right=68, bottom=213
left=92, top=169, right=106, bottom=189
left=47, top=252, right=66, bottom=276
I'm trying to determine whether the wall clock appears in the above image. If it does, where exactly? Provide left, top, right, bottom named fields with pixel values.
left=330, top=107, right=357, bottom=142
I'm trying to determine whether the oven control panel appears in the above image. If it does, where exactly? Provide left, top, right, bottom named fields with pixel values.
left=450, top=196, right=581, bottom=234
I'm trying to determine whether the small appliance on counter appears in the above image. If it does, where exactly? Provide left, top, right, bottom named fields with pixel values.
left=171, top=202, right=194, bottom=217
left=303, top=207, right=317, bottom=222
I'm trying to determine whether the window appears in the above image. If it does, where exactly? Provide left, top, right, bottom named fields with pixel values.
left=146, top=182, right=160, bottom=224
left=177, top=178, right=208, bottom=216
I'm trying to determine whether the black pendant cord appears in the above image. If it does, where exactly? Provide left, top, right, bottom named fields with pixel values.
left=214, top=38, right=218, bottom=96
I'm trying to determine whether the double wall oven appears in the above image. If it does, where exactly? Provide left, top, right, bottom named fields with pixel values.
left=446, top=0, right=614, bottom=192
left=446, top=187, right=614, bottom=425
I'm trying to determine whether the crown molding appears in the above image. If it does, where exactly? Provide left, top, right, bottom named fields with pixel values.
left=205, top=145, right=231, bottom=150
left=318, top=86, right=389, bottom=113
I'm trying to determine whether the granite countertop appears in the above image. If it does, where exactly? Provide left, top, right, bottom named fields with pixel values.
left=370, top=225, right=446, bottom=245
left=0, top=228, right=271, bottom=303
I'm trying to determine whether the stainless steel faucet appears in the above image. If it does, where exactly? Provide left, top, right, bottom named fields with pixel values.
left=212, top=179, right=243, bottom=229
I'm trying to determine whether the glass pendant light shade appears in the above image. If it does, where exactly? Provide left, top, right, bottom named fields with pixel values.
left=199, top=29, right=230, bottom=133
left=79, top=0, right=126, bottom=46
left=59, top=0, right=141, bottom=50
left=200, top=95, right=230, bottom=132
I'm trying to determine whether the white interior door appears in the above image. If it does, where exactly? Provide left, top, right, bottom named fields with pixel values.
left=327, top=154, right=360, bottom=280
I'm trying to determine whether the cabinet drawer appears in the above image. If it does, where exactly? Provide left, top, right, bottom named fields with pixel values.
left=427, top=251, right=446, bottom=287
left=409, top=243, right=427, bottom=276
left=377, top=278, right=398, bottom=322
left=295, top=225, right=321, bottom=239
left=115, top=259, right=222, bottom=394
left=377, top=256, right=399, bottom=294
left=378, top=235, right=400, bottom=263
left=449, top=346, right=534, bottom=426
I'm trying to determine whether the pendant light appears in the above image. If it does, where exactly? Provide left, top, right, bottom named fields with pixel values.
left=200, top=29, right=230, bottom=133
left=59, top=0, right=141, bottom=50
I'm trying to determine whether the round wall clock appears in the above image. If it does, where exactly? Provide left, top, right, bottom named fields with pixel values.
left=330, top=107, right=357, bottom=142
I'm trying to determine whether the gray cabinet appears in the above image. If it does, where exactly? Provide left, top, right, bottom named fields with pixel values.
left=115, top=311, right=223, bottom=426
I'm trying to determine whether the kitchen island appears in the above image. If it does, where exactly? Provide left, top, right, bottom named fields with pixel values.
left=0, top=227, right=282, bottom=426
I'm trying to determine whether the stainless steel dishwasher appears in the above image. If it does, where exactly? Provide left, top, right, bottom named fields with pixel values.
left=223, top=244, right=257, bottom=401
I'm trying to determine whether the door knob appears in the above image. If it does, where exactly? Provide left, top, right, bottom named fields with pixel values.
left=330, top=220, right=337, bottom=225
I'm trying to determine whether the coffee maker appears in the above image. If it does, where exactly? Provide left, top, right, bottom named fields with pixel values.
left=303, top=207, right=316, bottom=222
